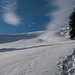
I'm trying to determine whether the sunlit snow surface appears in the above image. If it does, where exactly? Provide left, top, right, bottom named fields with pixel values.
left=0, top=29, right=75, bottom=75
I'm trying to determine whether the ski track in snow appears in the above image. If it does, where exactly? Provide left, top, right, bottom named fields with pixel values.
left=0, top=41, right=75, bottom=75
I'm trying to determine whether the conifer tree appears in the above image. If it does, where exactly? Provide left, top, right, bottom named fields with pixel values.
left=69, top=8, right=75, bottom=40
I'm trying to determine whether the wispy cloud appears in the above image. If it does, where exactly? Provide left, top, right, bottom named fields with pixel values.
left=1, top=0, right=21, bottom=26
left=46, top=0, right=75, bottom=30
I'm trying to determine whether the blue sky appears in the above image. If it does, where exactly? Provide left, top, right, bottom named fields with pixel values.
left=0, top=0, right=75, bottom=34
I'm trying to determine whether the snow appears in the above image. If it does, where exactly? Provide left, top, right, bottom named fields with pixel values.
left=0, top=29, right=75, bottom=75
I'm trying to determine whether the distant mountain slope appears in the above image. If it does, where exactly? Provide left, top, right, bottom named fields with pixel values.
left=0, top=31, right=43, bottom=44
left=0, top=28, right=69, bottom=44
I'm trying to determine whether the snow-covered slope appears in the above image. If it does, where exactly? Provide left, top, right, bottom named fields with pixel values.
left=0, top=31, right=43, bottom=44
left=0, top=29, right=75, bottom=75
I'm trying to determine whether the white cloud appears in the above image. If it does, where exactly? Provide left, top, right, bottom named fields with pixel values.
left=46, top=0, right=75, bottom=30
left=1, top=0, right=21, bottom=26
left=3, top=12, right=21, bottom=25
